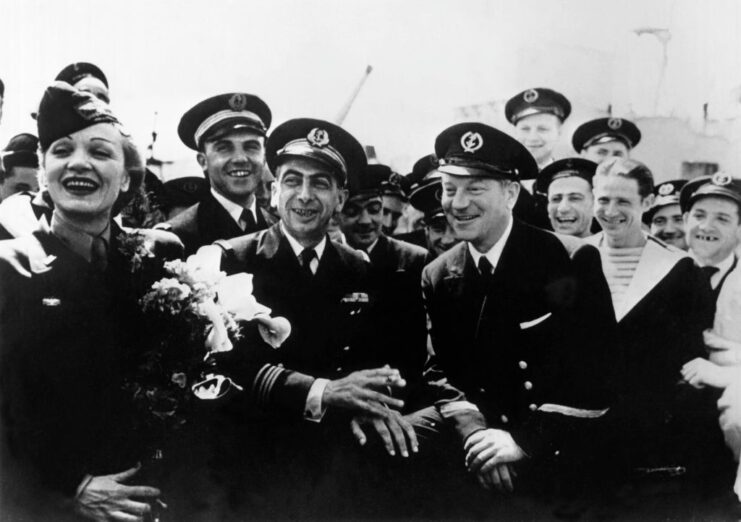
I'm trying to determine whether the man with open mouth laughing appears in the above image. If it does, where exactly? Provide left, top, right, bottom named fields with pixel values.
left=679, top=173, right=741, bottom=501
left=164, top=92, right=276, bottom=254
left=681, top=173, right=741, bottom=298
left=537, top=157, right=598, bottom=239
left=406, top=122, right=615, bottom=507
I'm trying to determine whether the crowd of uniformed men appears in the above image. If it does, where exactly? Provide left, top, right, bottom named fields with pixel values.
left=1, top=63, right=741, bottom=520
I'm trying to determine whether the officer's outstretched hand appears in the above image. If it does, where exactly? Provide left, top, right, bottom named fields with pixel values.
left=464, top=429, right=526, bottom=492
left=323, top=367, right=405, bottom=417
left=350, top=406, right=419, bottom=458
left=75, top=464, right=164, bottom=522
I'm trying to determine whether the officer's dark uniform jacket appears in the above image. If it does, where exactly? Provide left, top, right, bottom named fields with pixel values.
left=367, top=235, right=430, bottom=403
left=165, top=190, right=276, bottom=256
left=0, top=222, right=183, bottom=507
left=422, top=220, right=617, bottom=459
left=217, top=223, right=389, bottom=417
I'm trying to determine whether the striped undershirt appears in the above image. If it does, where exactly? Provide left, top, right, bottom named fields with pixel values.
left=598, top=245, right=644, bottom=312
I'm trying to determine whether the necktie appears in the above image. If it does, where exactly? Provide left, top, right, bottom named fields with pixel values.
left=478, top=256, right=494, bottom=276
left=91, top=235, right=108, bottom=272
left=240, top=208, right=257, bottom=232
left=701, top=265, right=720, bottom=284
left=299, top=248, right=317, bottom=277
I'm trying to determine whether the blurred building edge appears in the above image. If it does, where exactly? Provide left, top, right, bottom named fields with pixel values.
left=454, top=42, right=741, bottom=184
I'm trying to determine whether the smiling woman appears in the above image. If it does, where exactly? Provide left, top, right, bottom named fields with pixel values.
left=0, top=82, right=184, bottom=520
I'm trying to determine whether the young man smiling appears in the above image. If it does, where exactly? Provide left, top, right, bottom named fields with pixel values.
left=537, top=158, right=598, bottom=238
left=165, top=92, right=276, bottom=254
left=644, top=179, right=689, bottom=250
left=586, top=158, right=724, bottom=487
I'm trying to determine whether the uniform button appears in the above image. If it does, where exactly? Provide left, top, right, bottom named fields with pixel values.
left=524, top=381, right=533, bottom=390
left=478, top=387, right=485, bottom=394
left=529, top=403, right=538, bottom=411
left=343, top=345, right=350, bottom=352
left=500, top=414, right=509, bottom=424
left=518, top=360, right=528, bottom=370
left=336, top=367, right=343, bottom=372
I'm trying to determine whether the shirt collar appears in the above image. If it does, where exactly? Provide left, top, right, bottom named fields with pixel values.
left=467, top=215, right=513, bottom=272
left=50, top=212, right=111, bottom=262
left=280, top=221, right=327, bottom=261
left=696, top=252, right=736, bottom=274
left=211, top=188, right=257, bottom=226
left=366, top=238, right=380, bottom=253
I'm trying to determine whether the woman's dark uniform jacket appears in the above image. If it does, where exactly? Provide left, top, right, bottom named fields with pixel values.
left=0, top=223, right=183, bottom=506
left=421, top=220, right=618, bottom=460
left=216, top=223, right=416, bottom=415
left=164, top=190, right=277, bottom=256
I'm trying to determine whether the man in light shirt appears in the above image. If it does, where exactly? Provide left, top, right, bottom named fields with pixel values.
left=164, top=92, right=276, bottom=255
left=586, top=158, right=724, bottom=488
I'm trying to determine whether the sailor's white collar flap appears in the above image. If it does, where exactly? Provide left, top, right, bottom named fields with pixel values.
left=617, top=236, right=687, bottom=321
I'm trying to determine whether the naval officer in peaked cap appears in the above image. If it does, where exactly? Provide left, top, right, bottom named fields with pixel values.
left=163, top=92, right=277, bottom=254
left=402, top=122, right=616, bottom=510
left=211, top=117, right=413, bottom=518
left=505, top=87, right=571, bottom=229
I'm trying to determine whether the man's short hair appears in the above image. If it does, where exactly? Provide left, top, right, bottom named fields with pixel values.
left=595, top=157, right=654, bottom=199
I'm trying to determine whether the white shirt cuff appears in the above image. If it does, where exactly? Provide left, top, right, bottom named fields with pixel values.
left=304, top=378, right=330, bottom=422
left=440, top=400, right=480, bottom=418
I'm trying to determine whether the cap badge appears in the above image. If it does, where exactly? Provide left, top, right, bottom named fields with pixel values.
left=307, top=128, right=330, bottom=148
left=712, top=172, right=732, bottom=187
left=523, top=89, right=539, bottom=103
left=229, top=93, right=248, bottom=111
left=461, top=131, right=483, bottom=154
left=183, top=180, right=200, bottom=194
left=74, top=96, right=115, bottom=123
left=607, top=118, right=623, bottom=130
left=388, top=172, right=402, bottom=188
left=658, top=183, right=674, bottom=196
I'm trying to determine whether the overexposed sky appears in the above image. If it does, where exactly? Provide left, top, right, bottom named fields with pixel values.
left=1, top=0, right=740, bottom=177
